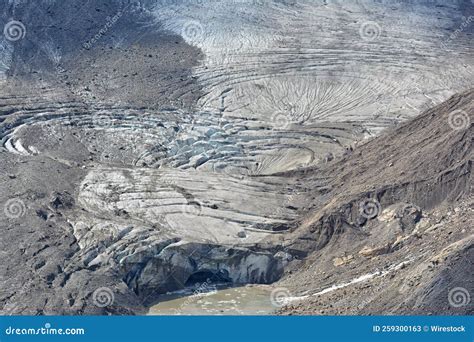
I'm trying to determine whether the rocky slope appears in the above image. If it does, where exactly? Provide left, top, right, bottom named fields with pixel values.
left=276, top=89, right=473, bottom=315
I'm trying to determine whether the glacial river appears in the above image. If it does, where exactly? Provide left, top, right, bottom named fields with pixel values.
left=148, top=285, right=276, bottom=315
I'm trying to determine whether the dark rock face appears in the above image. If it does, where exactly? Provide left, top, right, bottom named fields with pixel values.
left=49, top=191, right=75, bottom=210
left=396, top=204, right=422, bottom=233
left=409, top=242, right=474, bottom=315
